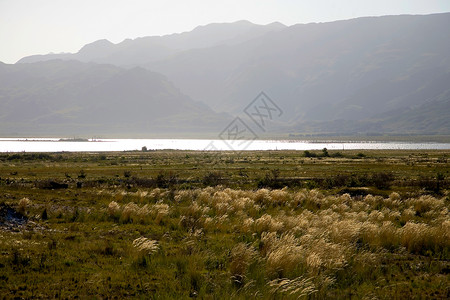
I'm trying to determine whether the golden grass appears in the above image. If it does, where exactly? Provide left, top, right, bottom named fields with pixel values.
left=132, top=237, right=159, bottom=256
left=1, top=149, right=448, bottom=298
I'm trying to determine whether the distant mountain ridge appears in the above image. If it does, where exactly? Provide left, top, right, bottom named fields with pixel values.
left=18, top=20, right=286, bottom=66
left=144, top=14, right=450, bottom=134
left=7, top=14, right=450, bottom=136
left=0, top=60, right=228, bottom=136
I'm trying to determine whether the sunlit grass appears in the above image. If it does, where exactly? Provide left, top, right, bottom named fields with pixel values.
left=0, top=150, right=448, bottom=298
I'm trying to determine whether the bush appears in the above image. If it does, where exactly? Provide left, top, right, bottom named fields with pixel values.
left=418, top=173, right=447, bottom=194
left=156, top=172, right=178, bottom=188
left=202, top=171, right=223, bottom=187
left=371, top=172, right=394, bottom=189
left=304, top=151, right=317, bottom=158
left=257, top=169, right=283, bottom=189
left=331, top=152, right=344, bottom=158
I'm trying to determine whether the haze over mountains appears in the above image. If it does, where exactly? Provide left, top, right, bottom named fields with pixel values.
left=18, top=21, right=286, bottom=67
left=0, top=61, right=227, bottom=136
left=2, top=13, right=450, bottom=137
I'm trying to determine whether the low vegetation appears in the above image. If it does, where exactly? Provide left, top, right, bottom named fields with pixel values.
left=0, top=150, right=448, bottom=298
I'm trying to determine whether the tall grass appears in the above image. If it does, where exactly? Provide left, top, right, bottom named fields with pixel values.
left=4, top=183, right=448, bottom=298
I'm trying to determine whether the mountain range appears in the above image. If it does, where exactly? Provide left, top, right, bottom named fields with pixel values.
left=0, top=60, right=228, bottom=136
left=2, top=13, right=450, bottom=137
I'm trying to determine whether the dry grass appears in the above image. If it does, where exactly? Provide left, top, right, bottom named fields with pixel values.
left=230, top=243, right=257, bottom=284
left=1, top=150, right=448, bottom=298
left=157, top=186, right=449, bottom=297
left=268, top=276, right=317, bottom=298
left=132, top=237, right=159, bottom=256
left=18, top=197, right=31, bottom=215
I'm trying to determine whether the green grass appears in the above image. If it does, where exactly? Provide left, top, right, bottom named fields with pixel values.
left=0, top=150, right=448, bottom=298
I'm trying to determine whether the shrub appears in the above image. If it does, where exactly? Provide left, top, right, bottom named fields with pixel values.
left=304, top=151, right=317, bottom=158
left=202, top=171, right=223, bottom=187
left=417, top=174, right=447, bottom=194
left=155, top=171, right=178, bottom=188
left=257, top=169, right=283, bottom=189
left=371, top=172, right=395, bottom=189
left=331, top=152, right=344, bottom=158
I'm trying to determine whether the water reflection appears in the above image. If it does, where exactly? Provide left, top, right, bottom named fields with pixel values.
left=0, top=138, right=449, bottom=152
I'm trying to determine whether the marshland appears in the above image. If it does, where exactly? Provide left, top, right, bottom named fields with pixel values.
left=0, top=149, right=448, bottom=299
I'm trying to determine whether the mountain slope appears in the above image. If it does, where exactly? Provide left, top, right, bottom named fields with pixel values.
left=12, top=14, right=450, bottom=135
left=0, top=60, right=227, bottom=136
left=144, top=13, right=450, bottom=134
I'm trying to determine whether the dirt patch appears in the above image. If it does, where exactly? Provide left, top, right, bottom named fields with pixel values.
left=0, top=203, right=28, bottom=231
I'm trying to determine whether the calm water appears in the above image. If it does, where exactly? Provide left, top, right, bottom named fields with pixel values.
left=0, top=138, right=449, bottom=152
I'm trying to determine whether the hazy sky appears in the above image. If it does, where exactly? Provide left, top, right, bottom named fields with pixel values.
left=1, top=0, right=450, bottom=64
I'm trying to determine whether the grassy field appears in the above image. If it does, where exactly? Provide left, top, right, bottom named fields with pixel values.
left=0, top=149, right=449, bottom=299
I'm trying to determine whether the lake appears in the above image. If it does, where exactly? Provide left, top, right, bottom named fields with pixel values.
left=0, top=138, right=449, bottom=152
